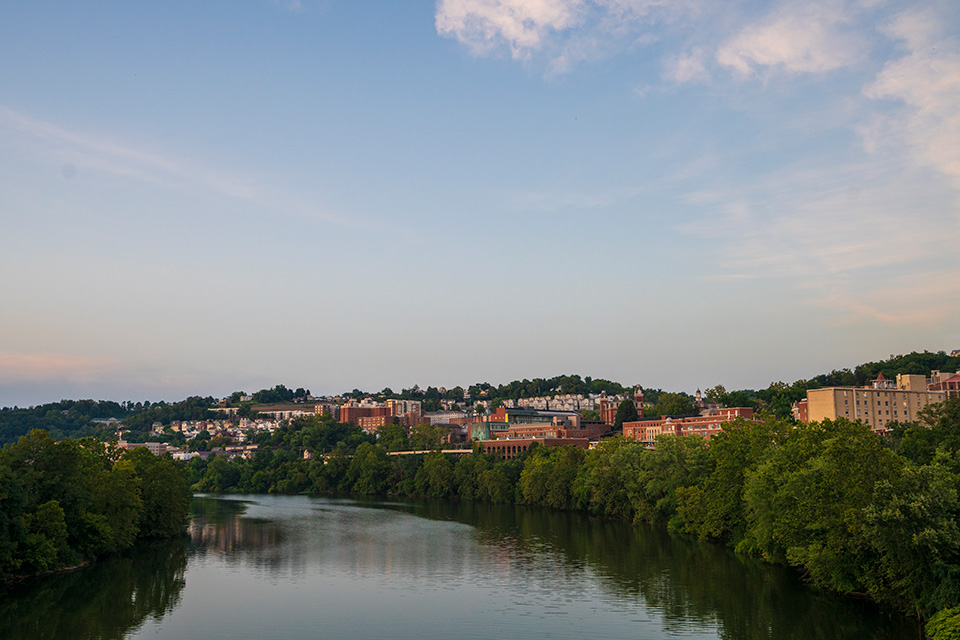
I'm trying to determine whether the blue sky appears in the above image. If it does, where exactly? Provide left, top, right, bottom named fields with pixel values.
left=1, top=0, right=958, bottom=406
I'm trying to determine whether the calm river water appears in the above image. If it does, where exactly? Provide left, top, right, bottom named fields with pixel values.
left=1, top=494, right=921, bottom=639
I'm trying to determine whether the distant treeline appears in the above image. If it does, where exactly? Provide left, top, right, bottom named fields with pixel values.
left=0, top=431, right=192, bottom=582
left=186, top=399, right=960, bottom=637
left=334, top=374, right=634, bottom=413
left=0, top=397, right=217, bottom=446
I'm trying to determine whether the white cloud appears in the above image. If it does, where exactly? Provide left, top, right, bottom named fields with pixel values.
left=436, top=0, right=585, bottom=58
left=435, top=0, right=681, bottom=69
left=716, top=0, right=866, bottom=75
left=663, top=48, right=708, bottom=83
left=861, top=8, right=960, bottom=187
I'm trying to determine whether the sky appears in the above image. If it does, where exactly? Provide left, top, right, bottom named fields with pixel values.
left=1, top=0, right=958, bottom=407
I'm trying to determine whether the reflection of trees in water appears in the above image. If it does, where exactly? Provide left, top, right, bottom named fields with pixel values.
left=188, top=516, right=281, bottom=556
left=393, top=499, right=921, bottom=640
left=189, top=496, right=293, bottom=577
left=0, top=539, right=187, bottom=640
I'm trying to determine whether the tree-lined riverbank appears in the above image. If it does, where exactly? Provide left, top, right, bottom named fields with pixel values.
left=186, top=399, right=960, bottom=636
left=0, top=431, right=191, bottom=582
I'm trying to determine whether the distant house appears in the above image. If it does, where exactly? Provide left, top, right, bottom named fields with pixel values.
left=117, top=441, right=168, bottom=456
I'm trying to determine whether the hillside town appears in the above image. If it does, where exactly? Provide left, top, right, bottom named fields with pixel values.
left=116, top=364, right=960, bottom=462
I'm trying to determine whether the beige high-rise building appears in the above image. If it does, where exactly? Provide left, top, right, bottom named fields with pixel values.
left=806, top=373, right=945, bottom=432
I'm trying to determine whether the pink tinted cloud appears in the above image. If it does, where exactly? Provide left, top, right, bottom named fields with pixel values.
left=0, top=352, right=122, bottom=382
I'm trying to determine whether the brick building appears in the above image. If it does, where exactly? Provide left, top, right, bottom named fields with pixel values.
left=804, top=374, right=945, bottom=432
left=622, top=407, right=756, bottom=445
left=480, top=437, right=590, bottom=459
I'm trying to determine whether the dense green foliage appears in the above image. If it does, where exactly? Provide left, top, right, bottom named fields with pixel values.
left=0, top=397, right=217, bottom=445
left=120, top=396, right=217, bottom=431
left=0, top=400, right=125, bottom=445
left=613, top=399, right=639, bottom=429
left=645, top=392, right=698, bottom=418
left=0, top=431, right=191, bottom=581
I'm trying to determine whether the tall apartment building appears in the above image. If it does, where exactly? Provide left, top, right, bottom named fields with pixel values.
left=805, top=373, right=945, bottom=432
left=338, top=398, right=423, bottom=431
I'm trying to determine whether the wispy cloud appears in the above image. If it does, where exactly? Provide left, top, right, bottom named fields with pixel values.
left=507, top=184, right=645, bottom=212
left=683, top=154, right=960, bottom=328
left=662, top=47, right=708, bottom=83
left=0, top=106, right=376, bottom=230
left=435, top=0, right=691, bottom=72
left=813, top=269, right=960, bottom=326
left=0, top=352, right=122, bottom=382
left=272, top=0, right=305, bottom=13
left=860, top=7, right=960, bottom=187
left=715, top=0, right=867, bottom=75
left=0, top=105, right=264, bottom=201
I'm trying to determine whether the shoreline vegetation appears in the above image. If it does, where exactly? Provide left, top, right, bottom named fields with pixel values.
left=0, top=431, right=191, bottom=586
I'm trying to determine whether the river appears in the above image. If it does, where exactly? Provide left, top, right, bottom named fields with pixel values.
left=0, top=494, right=921, bottom=639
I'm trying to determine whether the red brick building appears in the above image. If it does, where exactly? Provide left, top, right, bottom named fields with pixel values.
left=339, top=399, right=422, bottom=431
left=480, top=437, right=590, bottom=459
left=792, top=399, right=809, bottom=422
left=502, top=422, right=611, bottom=440
left=622, top=407, right=756, bottom=445
left=928, top=373, right=960, bottom=400
left=340, top=405, right=390, bottom=426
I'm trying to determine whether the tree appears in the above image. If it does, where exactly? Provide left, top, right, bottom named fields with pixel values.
left=928, top=607, right=960, bottom=640
left=414, top=452, right=454, bottom=498
left=676, top=415, right=792, bottom=541
left=863, top=453, right=960, bottom=616
left=347, top=443, right=392, bottom=495
left=409, top=423, right=447, bottom=451
left=739, top=419, right=903, bottom=593
left=705, top=385, right=727, bottom=404
left=648, top=393, right=697, bottom=418
left=123, top=447, right=191, bottom=538
left=614, top=400, right=639, bottom=431
left=377, top=421, right=409, bottom=452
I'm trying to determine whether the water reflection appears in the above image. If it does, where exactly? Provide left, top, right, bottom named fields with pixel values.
left=0, top=496, right=923, bottom=640
left=0, top=539, right=187, bottom=640
left=370, top=498, right=922, bottom=640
